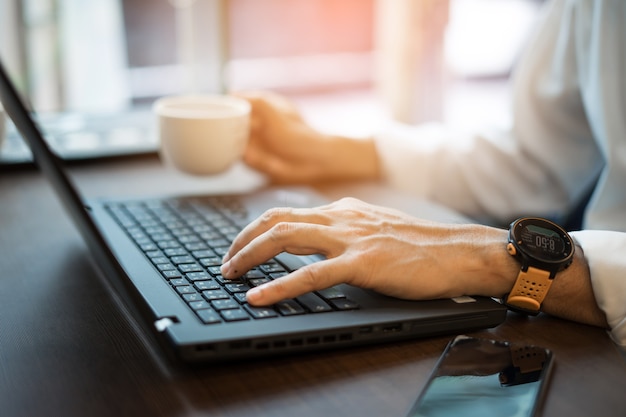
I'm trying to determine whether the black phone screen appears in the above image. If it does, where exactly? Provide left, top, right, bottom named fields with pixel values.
left=406, top=335, right=554, bottom=417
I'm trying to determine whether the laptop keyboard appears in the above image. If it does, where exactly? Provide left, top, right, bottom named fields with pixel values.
left=105, top=196, right=359, bottom=325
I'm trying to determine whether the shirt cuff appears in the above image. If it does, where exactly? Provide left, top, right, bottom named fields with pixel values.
left=572, top=230, right=626, bottom=349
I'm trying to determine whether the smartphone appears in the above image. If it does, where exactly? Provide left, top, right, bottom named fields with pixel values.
left=406, top=335, right=554, bottom=417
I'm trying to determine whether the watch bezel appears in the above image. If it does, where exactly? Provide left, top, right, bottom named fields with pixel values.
left=508, top=217, right=574, bottom=277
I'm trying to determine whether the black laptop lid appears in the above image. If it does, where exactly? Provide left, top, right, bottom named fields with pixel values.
left=0, top=57, right=124, bottom=281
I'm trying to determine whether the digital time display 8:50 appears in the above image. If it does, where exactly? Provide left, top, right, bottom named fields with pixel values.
left=519, top=224, right=565, bottom=260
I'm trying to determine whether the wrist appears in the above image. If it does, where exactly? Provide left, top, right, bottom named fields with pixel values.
left=322, top=135, right=380, bottom=181
left=504, top=217, right=575, bottom=315
left=460, top=225, right=519, bottom=298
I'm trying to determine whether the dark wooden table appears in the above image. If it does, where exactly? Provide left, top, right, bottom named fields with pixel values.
left=1, top=156, right=624, bottom=417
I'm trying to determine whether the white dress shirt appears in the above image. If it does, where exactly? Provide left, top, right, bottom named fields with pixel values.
left=374, top=0, right=626, bottom=347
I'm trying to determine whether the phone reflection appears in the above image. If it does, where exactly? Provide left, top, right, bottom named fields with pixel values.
left=408, top=336, right=552, bottom=417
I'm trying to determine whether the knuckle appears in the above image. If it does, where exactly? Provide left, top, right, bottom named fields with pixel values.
left=336, top=196, right=360, bottom=206
left=268, top=221, right=296, bottom=244
left=271, top=221, right=293, bottom=234
left=339, top=196, right=358, bottom=204
left=260, top=207, right=291, bottom=225
left=299, top=266, right=319, bottom=292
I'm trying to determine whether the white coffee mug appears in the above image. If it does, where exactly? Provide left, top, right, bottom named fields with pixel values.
left=154, top=95, right=251, bottom=175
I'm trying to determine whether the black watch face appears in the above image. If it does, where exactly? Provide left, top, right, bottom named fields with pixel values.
left=512, top=218, right=572, bottom=263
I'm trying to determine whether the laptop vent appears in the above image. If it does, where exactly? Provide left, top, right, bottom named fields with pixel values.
left=250, top=332, right=354, bottom=351
left=194, top=332, right=355, bottom=354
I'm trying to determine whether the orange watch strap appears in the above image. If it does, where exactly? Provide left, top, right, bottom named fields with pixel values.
left=506, top=266, right=553, bottom=312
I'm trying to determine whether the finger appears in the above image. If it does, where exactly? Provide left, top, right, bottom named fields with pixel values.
left=242, top=142, right=294, bottom=180
left=222, top=207, right=332, bottom=262
left=246, top=258, right=346, bottom=306
left=244, top=146, right=317, bottom=184
left=249, top=114, right=263, bottom=132
left=237, top=90, right=303, bottom=122
left=222, top=221, right=342, bottom=278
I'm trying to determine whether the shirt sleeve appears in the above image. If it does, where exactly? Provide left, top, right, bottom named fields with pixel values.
left=373, top=0, right=605, bottom=226
left=572, top=230, right=626, bottom=348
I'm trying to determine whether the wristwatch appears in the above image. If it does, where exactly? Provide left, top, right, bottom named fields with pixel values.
left=504, top=217, right=575, bottom=315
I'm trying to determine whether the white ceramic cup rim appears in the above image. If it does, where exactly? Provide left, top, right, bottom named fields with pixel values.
left=153, top=95, right=250, bottom=120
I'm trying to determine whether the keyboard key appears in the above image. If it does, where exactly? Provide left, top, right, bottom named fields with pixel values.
left=164, top=247, right=189, bottom=257
left=296, top=293, right=333, bottom=313
left=248, top=277, right=271, bottom=287
left=170, top=255, right=195, bottom=264
left=184, top=242, right=209, bottom=251
left=245, top=305, right=278, bottom=319
left=168, top=227, right=193, bottom=237
left=162, top=270, right=182, bottom=280
left=169, top=278, right=188, bottom=286
left=175, top=285, right=196, bottom=295
left=186, top=271, right=211, bottom=281
left=275, top=299, right=306, bottom=316
left=210, top=247, right=228, bottom=257
left=145, top=249, right=164, bottom=258
left=189, top=300, right=211, bottom=310
left=196, top=308, right=222, bottom=324
left=194, top=279, right=220, bottom=291
left=243, top=269, right=266, bottom=279
left=221, top=308, right=250, bottom=322
left=199, top=256, right=222, bottom=267
left=211, top=299, right=240, bottom=310
left=260, top=262, right=286, bottom=274
left=144, top=226, right=167, bottom=235
left=156, top=263, right=176, bottom=271
left=139, top=242, right=158, bottom=252
left=178, top=235, right=201, bottom=244
left=205, top=238, right=230, bottom=247
left=269, top=272, right=288, bottom=280
left=233, top=293, right=248, bottom=303
left=157, top=240, right=181, bottom=249
left=329, top=298, right=360, bottom=311
left=206, top=266, right=223, bottom=276
left=214, top=275, right=230, bottom=285
left=317, top=287, right=347, bottom=300
left=190, top=249, right=214, bottom=258
left=198, top=231, right=222, bottom=240
left=182, top=293, right=203, bottom=302
left=149, top=256, right=169, bottom=265
left=202, top=289, right=230, bottom=300
left=218, top=226, right=240, bottom=236
left=178, top=263, right=203, bottom=273
left=151, top=232, right=174, bottom=242
left=225, top=283, right=251, bottom=294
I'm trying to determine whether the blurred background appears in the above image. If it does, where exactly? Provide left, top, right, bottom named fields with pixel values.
left=0, top=0, right=543, bottom=162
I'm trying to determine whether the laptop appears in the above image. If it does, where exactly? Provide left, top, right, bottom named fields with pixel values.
left=0, top=108, right=158, bottom=165
left=0, top=59, right=507, bottom=364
